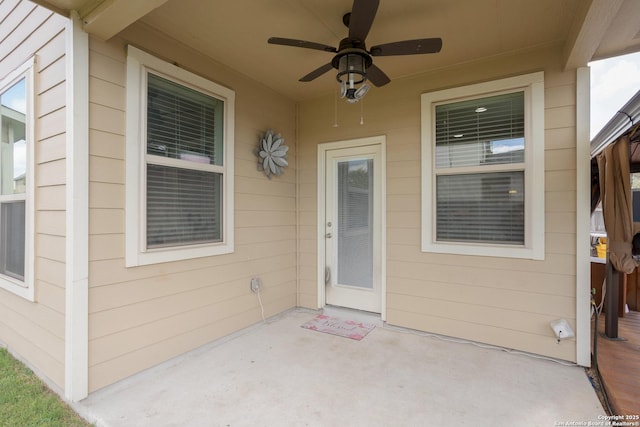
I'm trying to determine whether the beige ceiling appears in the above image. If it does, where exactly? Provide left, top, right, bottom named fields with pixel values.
left=33, top=0, right=640, bottom=101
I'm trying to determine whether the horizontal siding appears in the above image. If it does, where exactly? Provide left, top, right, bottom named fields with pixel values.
left=36, top=81, right=65, bottom=117
left=36, top=210, right=65, bottom=236
left=86, top=25, right=297, bottom=392
left=34, top=106, right=65, bottom=140
left=36, top=158, right=65, bottom=187
left=37, top=185, right=66, bottom=210
left=386, top=244, right=576, bottom=275
left=298, top=44, right=580, bottom=362
left=89, top=297, right=294, bottom=392
left=390, top=277, right=575, bottom=316
left=38, top=55, right=65, bottom=92
left=386, top=309, right=575, bottom=361
left=89, top=277, right=296, bottom=365
left=37, top=133, right=66, bottom=164
left=0, top=1, right=67, bottom=390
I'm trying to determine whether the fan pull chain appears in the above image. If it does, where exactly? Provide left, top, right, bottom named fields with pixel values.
left=333, top=89, right=339, bottom=127
left=360, top=98, right=365, bottom=125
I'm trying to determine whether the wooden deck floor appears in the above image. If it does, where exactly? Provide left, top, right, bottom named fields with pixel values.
left=595, top=310, right=640, bottom=416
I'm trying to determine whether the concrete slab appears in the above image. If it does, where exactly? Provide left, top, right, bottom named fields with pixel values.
left=75, top=309, right=604, bottom=427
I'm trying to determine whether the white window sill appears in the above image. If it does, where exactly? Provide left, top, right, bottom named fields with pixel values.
left=423, top=240, right=544, bottom=260
left=0, top=276, right=34, bottom=301
left=125, top=241, right=234, bottom=267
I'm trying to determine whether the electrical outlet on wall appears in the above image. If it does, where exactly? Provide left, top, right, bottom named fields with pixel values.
left=250, top=277, right=261, bottom=293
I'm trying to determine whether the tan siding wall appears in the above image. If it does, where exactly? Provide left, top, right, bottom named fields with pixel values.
left=298, top=44, right=579, bottom=362
left=0, top=1, right=68, bottom=389
left=87, top=25, right=297, bottom=392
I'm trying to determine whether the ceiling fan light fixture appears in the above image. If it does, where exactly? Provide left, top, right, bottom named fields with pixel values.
left=336, top=51, right=372, bottom=102
left=336, top=52, right=368, bottom=86
left=267, top=0, right=443, bottom=104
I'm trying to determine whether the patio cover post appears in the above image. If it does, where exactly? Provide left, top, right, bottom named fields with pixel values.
left=604, top=260, right=619, bottom=338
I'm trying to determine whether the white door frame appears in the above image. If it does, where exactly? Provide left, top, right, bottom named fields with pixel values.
left=317, top=135, right=386, bottom=320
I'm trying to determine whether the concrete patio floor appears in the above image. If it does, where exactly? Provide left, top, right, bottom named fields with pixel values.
left=74, top=308, right=604, bottom=427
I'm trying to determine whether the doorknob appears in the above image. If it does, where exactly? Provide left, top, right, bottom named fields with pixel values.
left=325, top=232, right=332, bottom=238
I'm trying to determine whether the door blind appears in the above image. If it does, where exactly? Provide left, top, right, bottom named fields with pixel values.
left=337, top=159, right=374, bottom=288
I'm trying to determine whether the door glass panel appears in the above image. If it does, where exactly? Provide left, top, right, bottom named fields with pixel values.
left=337, top=159, right=373, bottom=289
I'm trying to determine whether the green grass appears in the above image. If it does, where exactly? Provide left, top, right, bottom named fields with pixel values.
left=0, top=348, right=92, bottom=427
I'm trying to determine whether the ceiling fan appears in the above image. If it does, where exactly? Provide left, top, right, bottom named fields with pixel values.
left=268, top=0, right=442, bottom=102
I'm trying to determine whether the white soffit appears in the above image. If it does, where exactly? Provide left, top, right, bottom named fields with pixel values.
left=563, top=0, right=624, bottom=70
left=81, top=0, right=169, bottom=40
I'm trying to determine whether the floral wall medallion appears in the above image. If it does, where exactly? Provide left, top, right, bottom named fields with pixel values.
left=257, top=129, right=288, bottom=178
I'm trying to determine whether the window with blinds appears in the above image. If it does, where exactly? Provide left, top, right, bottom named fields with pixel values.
left=126, top=46, right=234, bottom=266
left=434, top=91, right=525, bottom=245
left=0, top=56, right=34, bottom=298
left=145, top=72, right=225, bottom=249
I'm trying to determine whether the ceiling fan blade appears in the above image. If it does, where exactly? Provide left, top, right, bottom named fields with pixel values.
left=299, top=63, right=334, bottom=82
left=366, top=64, right=390, bottom=87
left=348, top=0, right=379, bottom=41
left=370, top=38, right=443, bottom=56
left=268, top=37, right=337, bottom=53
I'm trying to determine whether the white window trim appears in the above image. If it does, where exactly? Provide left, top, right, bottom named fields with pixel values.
left=0, top=57, right=35, bottom=300
left=125, top=46, right=234, bottom=267
left=421, top=72, right=545, bottom=260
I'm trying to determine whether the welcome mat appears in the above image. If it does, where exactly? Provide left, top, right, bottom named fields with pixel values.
left=301, top=314, right=376, bottom=341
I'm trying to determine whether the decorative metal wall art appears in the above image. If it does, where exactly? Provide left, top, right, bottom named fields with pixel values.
left=257, top=130, right=288, bottom=178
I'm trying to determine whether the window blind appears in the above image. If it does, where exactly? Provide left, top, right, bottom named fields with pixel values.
left=436, top=172, right=524, bottom=244
left=147, top=165, right=222, bottom=248
left=147, top=73, right=223, bottom=165
left=434, top=91, right=526, bottom=245
left=145, top=73, right=224, bottom=249
left=435, top=92, right=524, bottom=168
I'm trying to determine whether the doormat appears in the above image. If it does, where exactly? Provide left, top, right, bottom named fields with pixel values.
left=301, top=314, right=376, bottom=341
